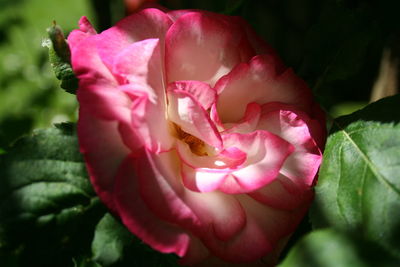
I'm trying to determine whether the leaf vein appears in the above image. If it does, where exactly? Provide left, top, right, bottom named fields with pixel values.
left=0, top=179, right=93, bottom=203
left=335, top=121, right=400, bottom=196
left=336, top=142, right=349, bottom=225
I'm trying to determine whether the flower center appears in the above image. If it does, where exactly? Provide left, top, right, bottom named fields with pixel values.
left=172, top=123, right=208, bottom=156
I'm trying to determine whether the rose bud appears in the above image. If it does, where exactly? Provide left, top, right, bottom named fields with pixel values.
left=68, top=7, right=326, bottom=266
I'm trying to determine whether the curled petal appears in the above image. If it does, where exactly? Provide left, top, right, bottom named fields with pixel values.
left=216, top=55, right=312, bottom=123
left=177, top=140, right=246, bottom=170
left=179, top=143, right=247, bottom=193
left=218, top=131, right=294, bottom=194
left=209, top=103, right=224, bottom=131
left=257, top=103, right=323, bottom=187
left=168, top=80, right=216, bottom=110
left=180, top=130, right=295, bottom=195
left=167, top=89, right=222, bottom=149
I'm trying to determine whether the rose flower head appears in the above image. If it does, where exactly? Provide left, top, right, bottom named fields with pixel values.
left=68, top=6, right=326, bottom=266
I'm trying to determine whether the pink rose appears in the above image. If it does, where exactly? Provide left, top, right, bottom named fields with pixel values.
left=68, top=7, right=326, bottom=265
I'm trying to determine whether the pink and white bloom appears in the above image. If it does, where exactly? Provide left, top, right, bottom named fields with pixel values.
left=68, top=7, right=326, bottom=266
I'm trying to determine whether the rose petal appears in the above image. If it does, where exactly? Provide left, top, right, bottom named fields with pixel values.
left=222, top=102, right=262, bottom=134
left=167, top=9, right=194, bottom=21
left=78, top=110, right=131, bottom=213
left=70, top=34, right=117, bottom=85
left=248, top=174, right=314, bottom=210
left=310, top=102, right=327, bottom=148
left=216, top=55, right=313, bottom=123
left=71, top=24, right=131, bottom=132
left=209, top=103, right=224, bottom=131
left=113, top=38, right=164, bottom=89
left=120, top=84, right=174, bottom=153
left=136, top=150, right=247, bottom=243
left=217, top=131, right=294, bottom=194
left=168, top=81, right=216, bottom=110
left=167, top=89, right=222, bottom=149
left=177, top=140, right=246, bottom=170
left=201, top=194, right=310, bottom=263
left=77, top=80, right=131, bottom=122
left=114, top=154, right=191, bottom=257
left=165, top=12, right=254, bottom=86
left=67, top=16, right=97, bottom=50
left=111, top=38, right=174, bottom=152
left=187, top=191, right=247, bottom=242
left=96, top=8, right=173, bottom=69
left=134, top=150, right=201, bottom=231
left=179, top=143, right=247, bottom=193
left=181, top=165, right=229, bottom=193
left=76, top=71, right=139, bottom=153
left=257, top=103, right=323, bottom=187
left=178, top=235, right=210, bottom=266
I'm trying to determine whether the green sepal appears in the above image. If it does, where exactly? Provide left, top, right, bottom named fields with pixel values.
left=46, top=22, right=78, bottom=94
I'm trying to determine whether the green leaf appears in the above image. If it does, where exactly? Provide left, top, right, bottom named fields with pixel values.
left=46, top=23, right=78, bottom=94
left=279, top=229, right=399, bottom=267
left=0, top=123, right=106, bottom=266
left=92, top=213, right=133, bottom=266
left=311, top=94, right=400, bottom=259
left=92, top=213, right=179, bottom=267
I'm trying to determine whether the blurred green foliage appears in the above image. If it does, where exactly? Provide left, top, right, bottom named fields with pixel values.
left=279, top=229, right=399, bottom=267
left=0, top=0, right=94, bottom=151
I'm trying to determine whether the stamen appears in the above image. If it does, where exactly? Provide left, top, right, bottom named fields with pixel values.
left=172, top=123, right=208, bottom=156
